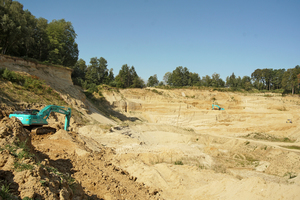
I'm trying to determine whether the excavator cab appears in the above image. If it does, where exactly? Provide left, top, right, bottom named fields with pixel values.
left=27, top=109, right=39, bottom=115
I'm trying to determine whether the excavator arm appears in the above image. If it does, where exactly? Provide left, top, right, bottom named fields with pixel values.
left=37, top=105, right=71, bottom=131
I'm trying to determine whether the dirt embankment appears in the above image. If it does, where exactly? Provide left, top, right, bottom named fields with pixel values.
left=0, top=55, right=115, bottom=125
left=0, top=55, right=73, bottom=90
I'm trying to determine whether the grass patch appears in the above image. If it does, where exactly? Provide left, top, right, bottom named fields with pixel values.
left=151, top=89, right=163, bottom=95
left=2, top=144, right=17, bottom=156
left=242, top=132, right=296, bottom=143
left=63, top=173, right=76, bottom=187
left=245, top=155, right=259, bottom=162
left=0, top=181, right=12, bottom=200
left=186, top=95, right=195, bottom=98
left=13, top=162, right=34, bottom=172
left=284, top=172, right=297, bottom=179
left=212, top=164, right=227, bottom=173
left=17, top=140, right=34, bottom=159
left=39, top=180, right=48, bottom=187
left=1, top=140, right=35, bottom=172
left=2, top=140, right=34, bottom=159
left=184, top=128, right=195, bottom=132
left=43, top=165, right=75, bottom=187
left=277, top=106, right=287, bottom=111
left=264, top=94, right=273, bottom=97
left=280, top=145, right=300, bottom=150
left=174, top=160, right=183, bottom=165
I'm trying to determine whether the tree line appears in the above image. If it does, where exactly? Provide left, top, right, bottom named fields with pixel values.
left=153, top=65, right=300, bottom=94
left=0, top=0, right=78, bottom=67
left=72, top=57, right=145, bottom=94
left=1, top=1, right=299, bottom=95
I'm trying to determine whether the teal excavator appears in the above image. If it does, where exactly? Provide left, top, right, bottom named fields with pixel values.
left=212, top=104, right=225, bottom=110
left=9, top=105, right=71, bottom=134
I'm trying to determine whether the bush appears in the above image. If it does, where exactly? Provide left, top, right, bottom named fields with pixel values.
left=72, top=77, right=84, bottom=86
left=151, top=89, right=163, bottom=95
left=109, top=81, right=117, bottom=87
left=1, top=68, right=25, bottom=84
left=24, top=77, right=42, bottom=89
left=174, top=160, right=183, bottom=165
left=87, top=83, right=98, bottom=94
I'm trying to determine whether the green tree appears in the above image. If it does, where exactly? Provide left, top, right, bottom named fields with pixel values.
left=272, top=69, right=285, bottom=89
left=85, top=57, right=110, bottom=85
left=171, top=66, right=184, bottom=86
left=71, top=58, right=87, bottom=86
left=251, top=69, right=263, bottom=90
left=132, top=76, right=145, bottom=88
left=46, top=19, right=78, bottom=66
left=107, top=68, right=114, bottom=85
left=188, top=72, right=201, bottom=86
left=236, top=76, right=242, bottom=88
left=226, top=73, right=238, bottom=88
left=202, top=75, right=212, bottom=87
left=129, top=66, right=138, bottom=87
left=147, top=74, right=159, bottom=87
left=33, top=17, right=49, bottom=61
left=169, top=66, right=190, bottom=87
left=211, top=73, right=224, bottom=87
left=15, top=9, right=37, bottom=58
left=262, top=68, right=273, bottom=90
left=116, top=64, right=141, bottom=88
left=181, top=67, right=190, bottom=86
left=114, top=75, right=124, bottom=88
left=158, top=81, right=164, bottom=86
left=282, top=66, right=300, bottom=94
left=241, top=76, right=252, bottom=90
left=117, top=64, right=130, bottom=88
left=163, top=72, right=172, bottom=85
left=0, top=0, right=28, bottom=54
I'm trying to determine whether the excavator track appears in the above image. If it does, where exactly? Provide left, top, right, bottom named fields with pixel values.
left=31, top=126, right=57, bottom=135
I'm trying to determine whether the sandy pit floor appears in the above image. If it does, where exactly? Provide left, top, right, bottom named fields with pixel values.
left=33, top=89, right=300, bottom=199
left=94, top=89, right=300, bottom=199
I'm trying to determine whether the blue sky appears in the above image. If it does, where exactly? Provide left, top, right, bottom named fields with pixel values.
left=17, top=0, right=300, bottom=82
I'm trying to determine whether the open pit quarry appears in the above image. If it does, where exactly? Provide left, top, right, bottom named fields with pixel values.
left=1, top=56, right=300, bottom=199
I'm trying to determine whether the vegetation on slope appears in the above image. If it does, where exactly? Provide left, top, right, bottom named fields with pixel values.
left=0, top=68, right=85, bottom=124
